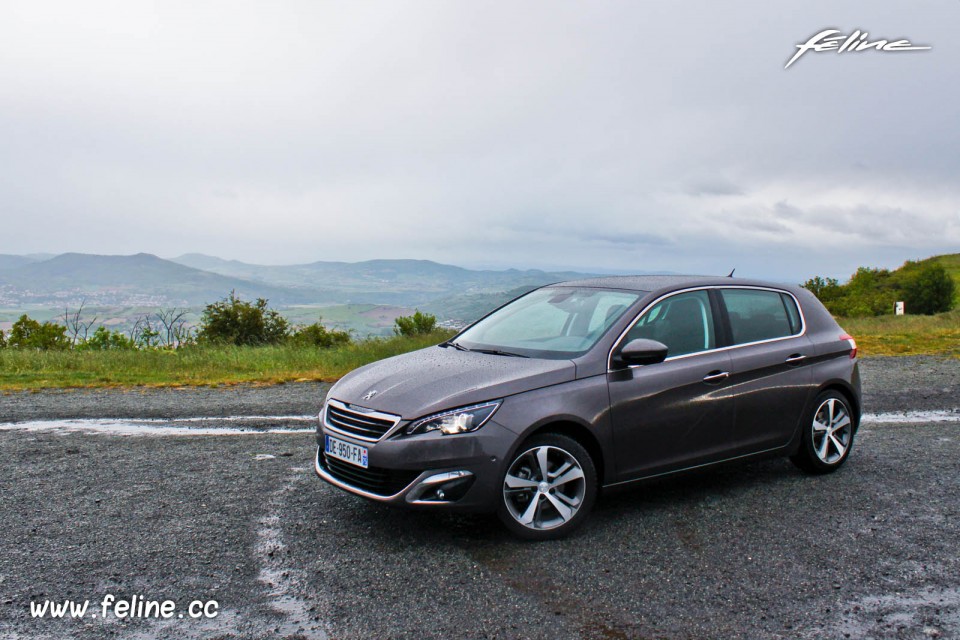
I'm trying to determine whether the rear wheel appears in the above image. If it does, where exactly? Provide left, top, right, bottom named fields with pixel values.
left=498, top=433, right=597, bottom=540
left=791, top=391, right=855, bottom=474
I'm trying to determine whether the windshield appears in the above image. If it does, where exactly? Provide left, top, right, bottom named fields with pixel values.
left=452, top=287, right=642, bottom=359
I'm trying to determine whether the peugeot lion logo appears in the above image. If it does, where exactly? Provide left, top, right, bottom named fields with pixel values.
left=362, top=390, right=378, bottom=401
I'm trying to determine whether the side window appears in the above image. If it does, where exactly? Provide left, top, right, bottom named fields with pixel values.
left=780, top=293, right=802, bottom=334
left=626, top=290, right=715, bottom=358
left=721, top=289, right=797, bottom=344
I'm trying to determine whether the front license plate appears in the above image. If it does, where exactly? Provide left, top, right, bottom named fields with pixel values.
left=324, top=434, right=369, bottom=469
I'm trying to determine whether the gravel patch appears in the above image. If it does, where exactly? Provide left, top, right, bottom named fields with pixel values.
left=0, top=355, right=957, bottom=639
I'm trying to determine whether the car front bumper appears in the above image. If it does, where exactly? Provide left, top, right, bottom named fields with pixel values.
left=314, top=420, right=516, bottom=513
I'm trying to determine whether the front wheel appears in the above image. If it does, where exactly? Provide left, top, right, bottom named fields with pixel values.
left=791, top=391, right=856, bottom=474
left=497, top=433, right=597, bottom=540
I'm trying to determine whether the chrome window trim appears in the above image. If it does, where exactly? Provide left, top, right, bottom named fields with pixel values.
left=322, top=398, right=404, bottom=443
left=606, top=285, right=808, bottom=371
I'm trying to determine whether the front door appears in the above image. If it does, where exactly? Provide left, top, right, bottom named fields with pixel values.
left=607, top=289, right=737, bottom=481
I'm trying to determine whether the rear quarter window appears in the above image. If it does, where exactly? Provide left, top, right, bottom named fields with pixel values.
left=721, top=289, right=800, bottom=345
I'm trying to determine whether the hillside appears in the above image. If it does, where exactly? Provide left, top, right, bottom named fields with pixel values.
left=171, top=254, right=598, bottom=302
left=0, top=253, right=313, bottom=306
left=0, top=252, right=602, bottom=310
left=925, top=253, right=960, bottom=305
left=0, top=255, right=42, bottom=270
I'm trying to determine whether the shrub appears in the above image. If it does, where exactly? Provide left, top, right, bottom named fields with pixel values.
left=0, top=329, right=5, bottom=348
left=394, top=310, right=437, bottom=336
left=290, top=321, right=351, bottom=348
left=80, top=326, right=137, bottom=351
left=899, top=263, right=955, bottom=315
left=804, top=262, right=956, bottom=317
left=8, top=315, right=70, bottom=350
left=198, top=291, right=290, bottom=346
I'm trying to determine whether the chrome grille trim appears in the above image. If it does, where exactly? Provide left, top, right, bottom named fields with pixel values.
left=323, top=398, right=402, bottom=443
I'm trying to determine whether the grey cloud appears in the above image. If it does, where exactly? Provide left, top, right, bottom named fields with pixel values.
left=684, top=179, right=746, bottom=197
left=0, top=0, right=957, bottom=281
left=583, top=232, right=671, bottom=247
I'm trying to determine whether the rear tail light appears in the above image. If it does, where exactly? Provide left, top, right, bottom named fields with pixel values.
left=839, top=333, right=857, bottom=359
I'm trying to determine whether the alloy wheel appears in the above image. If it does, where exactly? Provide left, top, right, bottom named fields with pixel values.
left=502, top=445, right=587, bottom=531
left=812, top=397, right=852, bottom=464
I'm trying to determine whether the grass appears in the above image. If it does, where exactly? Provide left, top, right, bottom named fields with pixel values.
left=0, top=330, right=456, bottom=391
left=1, top=310, right=957, bottom=391
left=840, top=309, right=960, bottom=357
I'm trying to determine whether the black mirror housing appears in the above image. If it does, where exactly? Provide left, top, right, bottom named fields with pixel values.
left=614, top=338, right=669, bottom=367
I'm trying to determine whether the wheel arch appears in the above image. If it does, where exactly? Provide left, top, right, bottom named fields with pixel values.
left=818, top=380, right=862, bottom=431
left=516, top=420, right=608, bottom=486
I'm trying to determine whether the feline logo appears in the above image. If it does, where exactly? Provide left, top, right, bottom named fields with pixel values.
left=786, top=29, right=931, bottom=69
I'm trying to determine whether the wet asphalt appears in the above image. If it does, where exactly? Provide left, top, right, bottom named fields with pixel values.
left=0, top=355, right=958, bottom=639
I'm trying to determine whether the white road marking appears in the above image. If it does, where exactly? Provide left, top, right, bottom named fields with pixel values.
left=254, top=468, right=330, bottom=639
left=0, top=410, right=956, bottom=438
left=861, top=410, right=960, bottom=424
left=0, top=417, right=315, bottom=436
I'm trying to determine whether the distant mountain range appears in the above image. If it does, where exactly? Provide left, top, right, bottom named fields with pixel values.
left=0, top=252, right=609, bottom=310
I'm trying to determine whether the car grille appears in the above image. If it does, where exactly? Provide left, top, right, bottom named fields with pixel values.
left=325, top=401, right=399, bottom=441
left=320, top=452, right=421, bottom=497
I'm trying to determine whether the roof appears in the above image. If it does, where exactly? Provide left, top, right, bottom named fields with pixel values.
left=551, top=274, right=802, bottom=293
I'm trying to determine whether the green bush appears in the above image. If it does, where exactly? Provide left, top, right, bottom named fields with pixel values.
left=80, top=326, right=136, bottom=351
left=898, top=262, right=955, bottom=315
left=197, top=291, right=289, bottom=346
left=803, top=261, right=956, bottom=317
left=290, top=321, right=351, bottom=348
left=394, top=310, right=437, bottom=336
left=8, top=315, right=70, bottom=350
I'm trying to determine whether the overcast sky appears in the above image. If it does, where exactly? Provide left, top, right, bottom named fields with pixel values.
left=1, top=1, right=957, bottom=281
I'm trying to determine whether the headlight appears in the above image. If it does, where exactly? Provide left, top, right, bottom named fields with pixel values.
left=405, top=401, right=501, bottom=436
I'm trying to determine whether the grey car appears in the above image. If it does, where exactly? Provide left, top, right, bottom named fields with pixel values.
left=315, top=276, right=861, bottom=539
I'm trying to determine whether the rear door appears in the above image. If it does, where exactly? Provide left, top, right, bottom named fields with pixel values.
left=607, top=289, right=736, bottom=480
left=718, top=288, right=816, bottom=453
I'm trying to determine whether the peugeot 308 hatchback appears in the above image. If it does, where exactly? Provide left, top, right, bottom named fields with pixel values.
left=315, top=276, right=861, bottom=539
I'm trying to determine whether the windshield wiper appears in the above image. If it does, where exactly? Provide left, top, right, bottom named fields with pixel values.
left=442, top=341, right=529, bottom=358
left=469, top=348, right=530, bottom=358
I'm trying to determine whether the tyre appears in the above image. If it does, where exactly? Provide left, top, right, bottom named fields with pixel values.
left=497, top=433, right=598, bottom=540
left=791, top=390, right=856, bottom=474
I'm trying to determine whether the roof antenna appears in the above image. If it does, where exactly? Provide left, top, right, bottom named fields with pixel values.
left=727, top=268, right=736, bottom=278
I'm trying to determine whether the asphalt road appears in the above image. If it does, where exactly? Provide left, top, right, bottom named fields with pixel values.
left=1, top=356, right=958, bottom=639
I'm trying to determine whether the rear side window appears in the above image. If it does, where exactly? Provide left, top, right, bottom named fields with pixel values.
left=780, top=292, right=802, bottom=334
left=721, top=289, right=799, bottom=344
left=626, top=290, right=716, bottom=358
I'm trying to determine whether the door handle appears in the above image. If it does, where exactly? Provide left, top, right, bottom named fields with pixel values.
left=785, top=354, right=807, bottom=365
left=702, top=370, right=730, bottom=384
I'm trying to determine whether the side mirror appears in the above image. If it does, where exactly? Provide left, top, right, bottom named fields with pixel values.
left=613, top=338, right=668, bottom=367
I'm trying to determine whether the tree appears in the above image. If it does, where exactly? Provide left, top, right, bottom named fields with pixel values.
left=394, top=310, right=437, bottom=336
left=62, top=300, right=98, bottom=346
left=8, top=315, right=69, bottom=349
left=802, top=276, right=841, bottom=302
left=0, top=329, right=6, bottom=348
left=198, top=291, right=289, bottom=346
left=900, top=263, right=955, bottom=315
left=155, top=308, right=190, bottom=347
